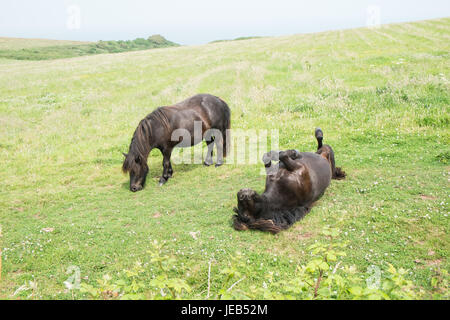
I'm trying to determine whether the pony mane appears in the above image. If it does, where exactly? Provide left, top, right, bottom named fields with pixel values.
left=122, top=118, right=152, bottom=173
left=149, top=107, right=171, bottom=133
left=122, top=107, right=171, bottom=174
left=232, top=203, right=310, bottom=234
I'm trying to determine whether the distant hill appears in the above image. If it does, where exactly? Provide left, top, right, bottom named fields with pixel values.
left=210, top=36, right=263, bottom=43
left=0, top=37, right=91, bottom=50
left=0, top=35, right=178, bottom=60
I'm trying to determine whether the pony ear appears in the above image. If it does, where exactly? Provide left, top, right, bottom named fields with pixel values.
left=135, top=155, right=141, bottom=164
left=122, top=152, right=128, bottom=158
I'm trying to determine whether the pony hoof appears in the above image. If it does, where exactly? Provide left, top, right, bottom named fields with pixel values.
left=159, top=178, right=167, bottom=186
left=203, top=161, right=213, bottom=166
left=279, top=151, right=288, bottom=160
left=262, top=154, right=272, bottom=166
left=215, top=162, right=223, bottom=167
left=290, top=149, right=301, bottom=160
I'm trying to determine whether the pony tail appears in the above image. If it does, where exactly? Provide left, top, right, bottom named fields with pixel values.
left=222, top=101, right=231, bottom=158
left=333, top=167, right=346, bottom=180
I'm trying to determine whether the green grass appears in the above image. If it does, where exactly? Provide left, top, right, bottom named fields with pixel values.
left=0, top=17, right=449, bottom=299
left=0, top=35, right=178, bottom=61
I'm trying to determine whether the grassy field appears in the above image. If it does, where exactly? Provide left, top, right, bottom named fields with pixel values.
left=0, top=18, right=449, bottom=299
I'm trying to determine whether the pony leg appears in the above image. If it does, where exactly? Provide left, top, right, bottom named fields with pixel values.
left=262, top=150, right=279, bottom=167
left=214, top=134, right=224, bottom=167
left=159, top=148, right=173, bottom=186
left=168, top=161, right=173, bottom=178
left=204, top=139, right=215, bottom=166
left=203, top=128, right=216, bottom=166
left=204, top=128, right=224, bottom=167
left=262, top=150, right=280, bottom=175
left=284, top=149, right=302, bottom=160
left=279, top=151, right=303, bottom=171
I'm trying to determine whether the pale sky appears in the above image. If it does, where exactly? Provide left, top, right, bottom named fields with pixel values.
left=1, top=0, right=449, bottom=44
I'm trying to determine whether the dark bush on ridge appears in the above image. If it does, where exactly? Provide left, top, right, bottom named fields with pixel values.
left=0, top=34, right=178, bottom=61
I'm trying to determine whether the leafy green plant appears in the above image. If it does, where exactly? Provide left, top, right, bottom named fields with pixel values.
left=430, top=268, right=449, bottom=299
left=215, top=252, right=249, bottom=299
left=147, top=241, right=191, bottom=299
left=77, top=228, right=430, bottom=300
left=80, top=241, right=191, bottom=300
left=242, top=227, right=426, bottom=300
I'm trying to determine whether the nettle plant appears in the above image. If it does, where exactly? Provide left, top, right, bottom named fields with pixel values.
left=78, top=228, right=426, bottom=300
left=430, top=268, right=449, bottom=300
left=80, top=241, right=191, bottom=300
left=245, top=226, right=424, bottom=300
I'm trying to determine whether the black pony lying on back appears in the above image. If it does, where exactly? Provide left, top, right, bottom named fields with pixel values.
left=233, top=128, right=345, bottom=234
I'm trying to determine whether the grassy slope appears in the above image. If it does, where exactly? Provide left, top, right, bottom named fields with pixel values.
left=0, top=18, right=449, bottom=299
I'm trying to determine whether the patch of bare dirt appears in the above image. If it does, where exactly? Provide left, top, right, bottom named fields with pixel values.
left=420, top=194, right=437, bottom=200
left=425, top=259, right=442, bottom=266
left=288, top=225, right=315, bottom=241
left=152, top=212, right=161, bottom=218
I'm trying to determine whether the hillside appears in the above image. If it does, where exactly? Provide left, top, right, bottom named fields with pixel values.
left=0, top=37, right=91, bottom=50
left=0, top=35, right=178, bottom=60
left=0, top=18, right=449, bottom=299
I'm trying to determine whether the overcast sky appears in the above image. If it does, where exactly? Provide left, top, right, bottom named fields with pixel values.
left=1, top=0, right=449, bottom=44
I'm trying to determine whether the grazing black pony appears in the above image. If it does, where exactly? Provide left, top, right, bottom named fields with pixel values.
left=122, top=94, right=231, bottom=192
left=232, top=128, right=345, bottom=234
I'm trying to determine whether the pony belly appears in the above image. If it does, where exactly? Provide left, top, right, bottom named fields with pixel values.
left=173, top=133, right=205, bottom=148
left=170, top=122, right=206, bottom=148
left=307, top=165, right=331, bottom=201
